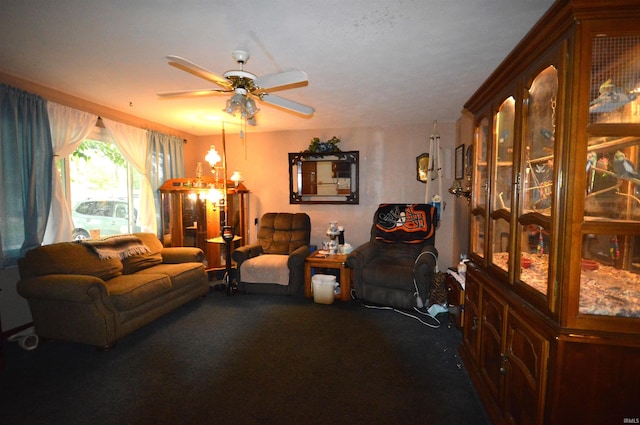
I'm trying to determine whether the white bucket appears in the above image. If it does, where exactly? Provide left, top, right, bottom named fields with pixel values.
left=312, top=274, right=336, bottom=304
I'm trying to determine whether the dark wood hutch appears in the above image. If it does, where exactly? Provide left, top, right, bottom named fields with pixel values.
left=461, top=1, right=640, bottom=424
left=159, top=176, right=249, bottom=270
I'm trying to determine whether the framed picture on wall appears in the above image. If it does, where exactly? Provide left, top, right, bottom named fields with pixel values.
left=416, top=153, right=429, bottom=183
left=455, top=144, right=465, bottom=180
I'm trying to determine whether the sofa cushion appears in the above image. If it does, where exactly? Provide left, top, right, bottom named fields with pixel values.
left=257, top=213, right=311, bottom=255
left=121, top=233, right=164, bottom=274
left=133, top=232, right=164, bottom=253
left=137, top=262, right=205, bottom=290
left=240, top=254, right=290, bottom=286
left=362, top=257, right=414, bottom=290
left=104, top=273, right=172, bottom=311
left=122, top=252, right=163, bottom=274
left=21, top=242, right=123, bottom=281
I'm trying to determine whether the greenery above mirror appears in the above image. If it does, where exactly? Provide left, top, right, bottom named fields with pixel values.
left=305, top=136, right=341, bottom=153
left=289, top=151, right=359, bottom=204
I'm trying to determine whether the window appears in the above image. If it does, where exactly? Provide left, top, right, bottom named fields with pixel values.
left=56, top=126, right=142, bottom=240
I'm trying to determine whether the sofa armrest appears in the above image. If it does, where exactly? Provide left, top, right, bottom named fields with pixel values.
left=17, top=274, right=110, bottom=303
left=161, top=247, right=204, bottom=264
left=346, top=241, right=380, bottom=270
left=287, top=245, right=311, bottom=270
left=17, top=274, right=119, bottom=348
left=231, top=243, right=263, bottom=266
left=346, top=241, right=380, bottom=295
left=286, top=245, right=311, bottom=293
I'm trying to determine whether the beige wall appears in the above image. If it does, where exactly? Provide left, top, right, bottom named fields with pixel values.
left=0, top=267, right=31, bottom=333
left=0, top=73, right=472, bottom=333
left=189, top=123, right=469, bottom=269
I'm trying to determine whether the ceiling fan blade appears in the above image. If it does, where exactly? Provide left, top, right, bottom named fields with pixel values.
left=157, top=88, right=229, bottom=98
left=166, top=55, right=231, bottom=88
left=259, top=94, right=315, bottom=116
left=254, top=69, right=308, bottom=91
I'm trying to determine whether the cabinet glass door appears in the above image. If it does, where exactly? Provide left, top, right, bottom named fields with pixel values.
left=159, top=177, right=250, bottom=270
left=518, top=66, right=558, bottom=296
left=589, top=35, right=640, bottom=125
left=474, top=117, right=490, bottom=211
left=580, top=34, right=640, bottom=319
left=471, top=117, right=490, bottom=259
left=491, top=97, right=515, bottom=273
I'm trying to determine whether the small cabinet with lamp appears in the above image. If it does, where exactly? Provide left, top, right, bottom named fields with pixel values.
left=160, top=176, right=249, bottom=270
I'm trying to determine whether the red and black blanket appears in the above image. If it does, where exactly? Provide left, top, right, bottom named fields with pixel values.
left=374, top=204, right=436, bottom=243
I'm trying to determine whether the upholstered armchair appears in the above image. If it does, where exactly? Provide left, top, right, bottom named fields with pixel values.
left=232, top=212, right=311, bottom=295
left=346, top=204, right=438, bottom=309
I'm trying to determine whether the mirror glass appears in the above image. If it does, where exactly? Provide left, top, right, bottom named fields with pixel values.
left=289, top=151, right=359, bottom=204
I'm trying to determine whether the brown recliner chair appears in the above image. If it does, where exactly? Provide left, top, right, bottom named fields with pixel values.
left=232, top=212, right=311, bottom=295
left=346, top=204, right=438, bottom=309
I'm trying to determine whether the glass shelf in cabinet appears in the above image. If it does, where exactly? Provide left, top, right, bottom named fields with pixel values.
left=579, top=232, right=640, bottom=318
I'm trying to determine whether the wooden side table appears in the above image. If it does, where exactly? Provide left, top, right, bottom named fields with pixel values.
left=304, top=251, right=352, bottom=301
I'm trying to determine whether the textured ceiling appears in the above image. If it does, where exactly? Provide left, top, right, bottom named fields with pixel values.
left=0, top=0, right=555, bottom=135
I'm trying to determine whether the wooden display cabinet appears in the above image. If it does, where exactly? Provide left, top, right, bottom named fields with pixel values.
left=160, top=177, right=249, bottom=270
left=461, top=1, right=640, bottom=424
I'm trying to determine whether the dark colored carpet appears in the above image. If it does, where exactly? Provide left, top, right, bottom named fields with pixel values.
left=1, top=289, right=490, bottom=425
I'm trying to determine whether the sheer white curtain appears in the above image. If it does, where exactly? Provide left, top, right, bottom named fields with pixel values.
left=102, top=118, right=156, bottom=235
left=43, top=103, right=97, bottom=244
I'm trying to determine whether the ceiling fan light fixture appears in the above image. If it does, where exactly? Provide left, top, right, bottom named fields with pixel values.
left=224, top=93, right=244, bottom=116
left=224, top=94, right=245, bottom=116
left=224, top=91, right=259, bottom=120
left=244, top=97, right=259, bottom=118
left=161, top=50, right=314, bottom=123
left=223, top=100, right=234, bottom=115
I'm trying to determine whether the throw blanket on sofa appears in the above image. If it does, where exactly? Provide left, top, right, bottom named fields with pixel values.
left=374, top=204, right=435, bottom=243
left=81, top=235, right=151, bottom=260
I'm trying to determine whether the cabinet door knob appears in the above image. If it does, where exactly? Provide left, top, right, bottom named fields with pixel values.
left=499, top=353, right=508, bottom=375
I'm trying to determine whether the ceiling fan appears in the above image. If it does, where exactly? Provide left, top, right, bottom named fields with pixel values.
left=158, top=50, right=314, bottom=125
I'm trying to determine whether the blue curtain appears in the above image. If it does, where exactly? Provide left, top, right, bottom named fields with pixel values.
left=0, top=84, right=53, bottom=267
left=147, top=131, right=185, bottom=237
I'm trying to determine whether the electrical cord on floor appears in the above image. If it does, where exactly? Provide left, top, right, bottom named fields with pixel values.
left=352, top=291, right=441, bottom=328
left=413, top=250, right=439, bottom=309
left=7, top=327, right=39, bottom=351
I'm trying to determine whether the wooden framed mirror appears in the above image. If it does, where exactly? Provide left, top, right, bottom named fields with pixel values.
left=288, top=151, right=359, bottom=204
left=416, top=153, right=429, bottom=183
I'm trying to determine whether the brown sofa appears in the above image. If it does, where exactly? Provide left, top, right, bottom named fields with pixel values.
left=17, top=233, right=208, bottom=349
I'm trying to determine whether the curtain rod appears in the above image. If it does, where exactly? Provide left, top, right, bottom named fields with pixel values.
left=96, top=116, right=187, bottom=143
